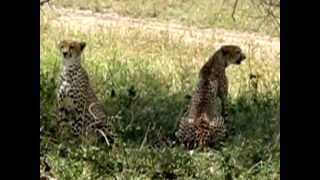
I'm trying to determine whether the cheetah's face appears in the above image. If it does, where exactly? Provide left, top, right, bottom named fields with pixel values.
left=58, top=40, right=86, bottom=61
left=221, top=45, right=246, bottom=66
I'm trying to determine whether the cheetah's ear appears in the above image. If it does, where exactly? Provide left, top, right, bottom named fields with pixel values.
left=221, top=46, right=231, bottom=55
left=57, top=40, right=66, bottom=49
left=79, top=42, right=86, bottom=51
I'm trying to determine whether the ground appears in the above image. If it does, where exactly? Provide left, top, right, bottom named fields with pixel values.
left=41, top=1, right=279, bottom=179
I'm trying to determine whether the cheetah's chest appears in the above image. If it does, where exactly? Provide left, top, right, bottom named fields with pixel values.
left=59, top=80, right=71, bottom=94
left=58, top=68, right=82, bottom=108
left=58, top=80, right=74, bottom=107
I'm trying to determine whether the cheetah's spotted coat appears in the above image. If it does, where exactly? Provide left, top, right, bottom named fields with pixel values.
left=176, top=45, right=246, bottom=149
left=57, top=40, right=116, bottom=144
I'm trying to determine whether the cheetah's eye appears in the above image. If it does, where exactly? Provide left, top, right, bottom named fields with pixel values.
left=69, top=45, right=74, bottom=49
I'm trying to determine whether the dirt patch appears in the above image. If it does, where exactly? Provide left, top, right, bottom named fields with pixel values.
left=42, top=5, right=279, bottom=62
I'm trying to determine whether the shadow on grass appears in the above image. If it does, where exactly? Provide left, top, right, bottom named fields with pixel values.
left=41, top=63, right=279, bottom=148
left=40, top=65, right=279, bottom=179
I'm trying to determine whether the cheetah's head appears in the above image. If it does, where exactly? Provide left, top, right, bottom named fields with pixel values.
left=58, top=40, right=86, bottom=62
left=220, top=45, right=246, bottom=66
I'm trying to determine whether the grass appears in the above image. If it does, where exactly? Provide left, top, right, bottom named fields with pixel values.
left=40, top=4, right=280, bottom=180
left=50, top=0, right=280, bottom=37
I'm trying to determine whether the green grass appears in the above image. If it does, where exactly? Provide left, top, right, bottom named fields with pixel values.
left=40, top=6, right=279, bottom=179
left=50, top=0, right=279, bottom=37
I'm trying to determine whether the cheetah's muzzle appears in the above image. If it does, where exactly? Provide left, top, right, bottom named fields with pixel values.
left=236, top=53, right=246, bottom=64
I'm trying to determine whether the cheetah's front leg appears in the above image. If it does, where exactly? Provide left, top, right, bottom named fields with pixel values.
left=65, top=87, right=87, bottom=136
left=57, top=92, right=74, bottom=123
left=220, top=95, right=228, bottom=118
left=218, top=80, right=229, bottom=118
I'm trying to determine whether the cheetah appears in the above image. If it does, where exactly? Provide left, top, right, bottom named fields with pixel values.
left=175, top=45, right=246, bottom=149
left=57, top=40, right=116, bottom=145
